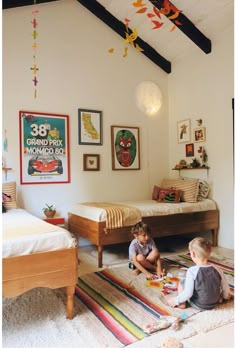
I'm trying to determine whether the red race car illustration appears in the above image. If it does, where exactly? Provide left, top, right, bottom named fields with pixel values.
left=28, top=155, right=63, bottom=175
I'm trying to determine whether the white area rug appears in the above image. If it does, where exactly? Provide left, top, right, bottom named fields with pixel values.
left=2, top=282, right=234, bottom=348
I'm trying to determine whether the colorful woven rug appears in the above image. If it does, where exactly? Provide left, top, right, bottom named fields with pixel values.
left=75, top=254, right=234, bottom=346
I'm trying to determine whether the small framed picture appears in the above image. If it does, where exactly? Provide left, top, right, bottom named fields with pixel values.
left=177, top=119, right=191, bottom=143
left=194, top=127, right=206, bottom=143
left=83, top=154, right=100, bottom=171
left=78, top=109, right=102, bottom=145
left=185, top=143, right=194, bottom=157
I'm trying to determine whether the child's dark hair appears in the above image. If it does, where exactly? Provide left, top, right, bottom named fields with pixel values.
left=131, top=221, right=151, bottom=236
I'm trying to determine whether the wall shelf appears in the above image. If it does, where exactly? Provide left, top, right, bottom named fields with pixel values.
left=172, top=166, right=210, bottom=171
left=172, top=166, right=210, bottom=177
left=2, top=167, right=12, bottom=171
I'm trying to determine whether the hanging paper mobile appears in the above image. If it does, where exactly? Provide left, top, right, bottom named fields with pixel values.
left=108, top=18, right=143, bottom=58
left=31, top=9, right=39, bottom=98
left=132, top=0, right=182, bottom=32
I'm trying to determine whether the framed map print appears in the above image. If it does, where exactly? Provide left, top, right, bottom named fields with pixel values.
left=78, top=109, right=102, bottom=145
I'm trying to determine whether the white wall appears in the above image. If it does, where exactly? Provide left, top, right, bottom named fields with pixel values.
left=2, top=1, right=234, bottom=249
left=168, top=25, right=234, bottom=248
left=2, top=0, right=168, bottom=216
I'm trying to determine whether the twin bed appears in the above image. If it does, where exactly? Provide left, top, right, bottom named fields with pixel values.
left=2, top=208, right=78, bottom=319
left=68, top=198, right=219, bottom=268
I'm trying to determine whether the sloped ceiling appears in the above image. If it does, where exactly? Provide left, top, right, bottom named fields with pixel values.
left=2, top=0, right=233, bottom=73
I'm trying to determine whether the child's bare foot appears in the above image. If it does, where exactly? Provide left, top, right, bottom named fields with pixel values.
left=132, top=269, right=141, bottom=276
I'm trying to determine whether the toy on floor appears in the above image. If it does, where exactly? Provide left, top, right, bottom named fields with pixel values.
left=160, top=336, right=183, bottom=348
left=143, top=314, right=187, bottom=334
left=170, top=312, right=188, bottom=331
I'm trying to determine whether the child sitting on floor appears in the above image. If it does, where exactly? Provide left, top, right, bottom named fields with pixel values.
left=167, top=237, right=231, bottom=310
left=128, top=222, right=165, bottom=280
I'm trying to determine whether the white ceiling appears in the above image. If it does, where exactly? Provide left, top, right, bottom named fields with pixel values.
left=96, top=0, right=234, bottom=62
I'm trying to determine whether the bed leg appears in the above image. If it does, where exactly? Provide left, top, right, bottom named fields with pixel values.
left=66, top=285, right=75, bottom=320
left=98, top=245, right=103, bottom=268
left=211, top=228, right=218, bottom=247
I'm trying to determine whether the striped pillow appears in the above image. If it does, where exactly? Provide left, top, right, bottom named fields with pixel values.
left=2, top=181, right=18, bottom=210
left=161, top=178, right=199, bottom=203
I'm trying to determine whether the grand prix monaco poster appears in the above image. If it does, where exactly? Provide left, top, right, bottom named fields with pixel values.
left=19, top=111, right=70, bottom=184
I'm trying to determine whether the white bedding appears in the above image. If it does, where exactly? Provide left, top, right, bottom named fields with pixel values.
left=69, top=199, right=217, bottom=223
left=3, top=209, right=77, bottom=258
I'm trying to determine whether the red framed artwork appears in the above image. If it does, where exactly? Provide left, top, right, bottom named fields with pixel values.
left=19, top=110, right=70, bottom=184
left=185, top=143, right=194, bottom=157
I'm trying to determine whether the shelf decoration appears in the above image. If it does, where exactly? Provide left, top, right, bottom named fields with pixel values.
left=198, top=146, right=208, bottom=167
left=31, top=8, right=39, bottom=98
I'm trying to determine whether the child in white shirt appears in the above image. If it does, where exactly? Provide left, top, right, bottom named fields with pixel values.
left=128, top=222, right=165, bottom=280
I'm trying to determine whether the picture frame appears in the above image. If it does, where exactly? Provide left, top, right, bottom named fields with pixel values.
left=177, top=119, right=191, bottom=143
left=83, top=154, right=100, bottom=171
left=78, top=108, right=102, bottom=145
left=111, top=126, right=140, bottom=170
left=194, top=127, right=206, bottom=143
left=19, top=110, right=70, bottom=185
left=185, top=143, right=194, bottom=157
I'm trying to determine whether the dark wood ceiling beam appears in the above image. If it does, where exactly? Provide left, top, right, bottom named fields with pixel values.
left=149, top=0, right=211, bottom=54
left=77, top=0, right=171, bottom=73
left=2, top=0, right=60, bottom=9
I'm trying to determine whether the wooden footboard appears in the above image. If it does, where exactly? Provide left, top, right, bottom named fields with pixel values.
left=68, top=210, right=219, bottom=268
left=2, top=247, right=78, bottom=319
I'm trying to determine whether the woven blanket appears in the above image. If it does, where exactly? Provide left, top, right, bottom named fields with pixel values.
left=82, top=202, right=141, bottom=229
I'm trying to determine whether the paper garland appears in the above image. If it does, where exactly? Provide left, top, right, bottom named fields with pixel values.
left=31, top=9, right=39, bottom=98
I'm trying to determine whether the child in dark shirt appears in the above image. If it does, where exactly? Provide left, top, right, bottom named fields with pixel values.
left=167, top=237, right=231, bottom=310
left=128, top=222, right=165, bottom=280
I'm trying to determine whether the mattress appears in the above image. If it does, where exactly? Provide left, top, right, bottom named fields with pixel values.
left=3, top=209, right=77, bottom=258
left=69, top=199, right=217, bottom=223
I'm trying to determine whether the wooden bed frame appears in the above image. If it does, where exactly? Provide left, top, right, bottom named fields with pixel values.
left=68, top=209, right=219, bottom=268
left=3, top=247, right=78, bottom=319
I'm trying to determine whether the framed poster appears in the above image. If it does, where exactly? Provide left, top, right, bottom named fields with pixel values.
left=185, top=143, right=194, bottom=157
left=19, top=110, right=70, bottom=184
left=78, top=108, right=102, bottom=145
left=83, top=154, right=100, bottom=171
left=194, top=127, right=206, bottom=143
left=177, top=119, right=191, bottom=143
left=111, top=126, right=140, bottom=170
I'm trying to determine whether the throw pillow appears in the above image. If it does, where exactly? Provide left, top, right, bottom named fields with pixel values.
left=2, top=192, right=11, bottom=213
left=2, top=181, right=17, bottom=210
left=197, top=179, right=211, bottom=200
left=152, top=185, right=160, bottom=200
left=161, top=178, right=199, bottom=203
left=157, top=188, right=182, bottom=203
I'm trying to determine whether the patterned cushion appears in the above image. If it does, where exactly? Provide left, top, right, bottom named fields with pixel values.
left=2, top=181, right=17, bottom=210
left=157, top=187, right=182, bottom=203
left=161, top=178, right=199, bottom=203
left=197, top=180, right=211, bottom=200
left=152, top=185, right=160, bottom=200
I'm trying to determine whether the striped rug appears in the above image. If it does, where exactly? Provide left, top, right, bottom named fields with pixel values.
left=75, top=263, right=199, bottom=346
left=75, top=254, right=234, bottom=346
